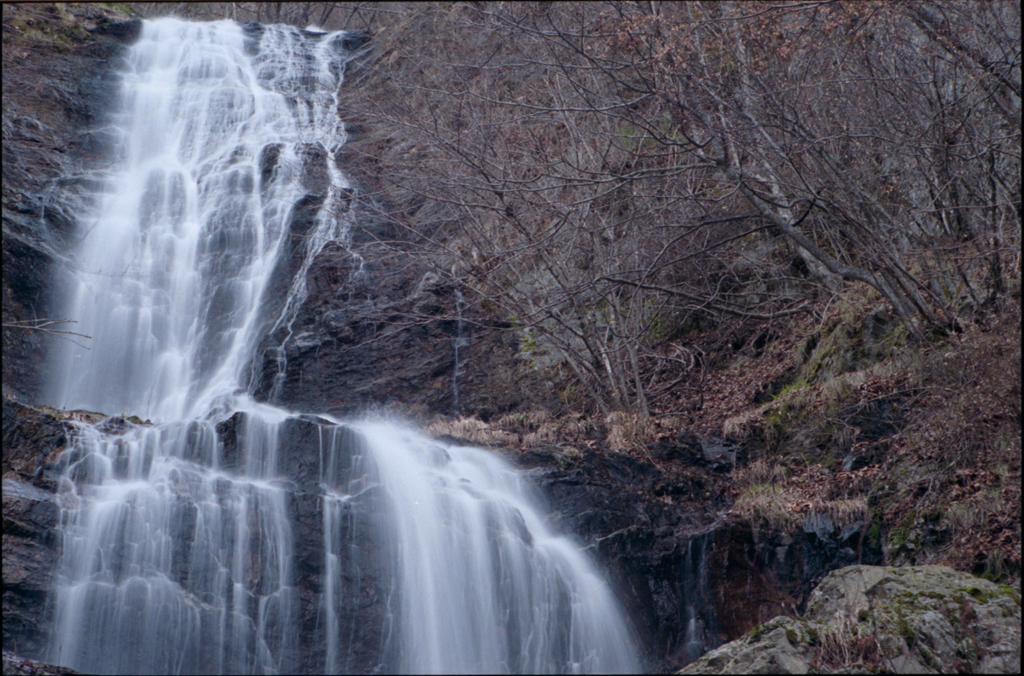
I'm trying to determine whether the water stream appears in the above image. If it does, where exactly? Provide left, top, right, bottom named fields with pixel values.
left=42, top=17, right=640, bottom=674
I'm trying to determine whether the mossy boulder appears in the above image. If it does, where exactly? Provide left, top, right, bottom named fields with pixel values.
left=681, top=565, right=1021, bottom=674
left=679, top=616, right=812, bottom=674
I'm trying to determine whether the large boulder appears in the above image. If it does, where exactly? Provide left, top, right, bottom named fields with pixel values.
left=681, top=564, right=1022, bottom=674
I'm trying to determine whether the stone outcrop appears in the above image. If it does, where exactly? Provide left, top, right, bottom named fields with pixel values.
left=3, top=393, right=888, bottom=674
left=1, top=400, right=396, bottom=674
left=680, top=565, right=1022, bottom=674
left=2, top=479, right=60, bottom=662
left=266, top=415, right=397, bottom=674
left=1, top=4, right=537, bottom=422
left=248, top=236, right=538, bottom=420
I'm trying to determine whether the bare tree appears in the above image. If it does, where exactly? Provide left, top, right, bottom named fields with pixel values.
left=593, top=1, right=1019, bottom=331
left=346, top=1, right=1018, bottom=417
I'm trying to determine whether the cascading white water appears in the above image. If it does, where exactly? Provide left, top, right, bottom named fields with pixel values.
left=355, top=422, right=638, bottom=674
left=47, top=18, right=353, bottom=421
left=43, top=16, right=640, bottom=675
left=48, top=405, right=301, bottom=674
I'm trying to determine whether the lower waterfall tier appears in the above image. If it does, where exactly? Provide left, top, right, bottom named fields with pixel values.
left=44, top=401, right=639, bottom=674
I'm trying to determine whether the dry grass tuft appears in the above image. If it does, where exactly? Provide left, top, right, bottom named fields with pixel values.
left=811, top=623, right=882, bottom=673
left=424, top=409, right=586, bottom=449
left=605, top=411, right=657, bottom=452
left=723, top=408, right=763, bottom=440
left=424, top=416, right=519, bottom=447
left=736, top=457, right=788, bottom=485
left=732, top=484, right=799, bottom=531
left=731, top=457, right=873, bottom=534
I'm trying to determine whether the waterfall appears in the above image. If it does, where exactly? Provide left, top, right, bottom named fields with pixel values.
left=680, top=533, right=718, bottom=666
left=356, top=422, right=638, bottom=673
left=452, top=288, right=467, bottom=414
left=42, top=17, right=640, bottom=675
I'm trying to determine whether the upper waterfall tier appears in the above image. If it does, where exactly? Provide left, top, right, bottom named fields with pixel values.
left=47, top=18, right=356, bottom=421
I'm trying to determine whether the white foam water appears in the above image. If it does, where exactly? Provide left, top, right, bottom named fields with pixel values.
left=354, top=422, right=638, bottom=674
left=43, top=17, right=640, bottom=675
left=48, top=405, right=300, bottom=674
left=47, top=18, right=352, bottom=421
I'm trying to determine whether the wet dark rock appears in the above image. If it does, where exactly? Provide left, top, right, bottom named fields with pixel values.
left=242, top=22, right=264, bottom=56
left=2, top=479, right=60, bottom=661
left=2, top=479, right=59, bottom=543
left=168, top=498, right=198, bottom=586
left=505, top=443, right=884, bottom=673
left=242, top=22, right=265, bottom=39
left=510, top=447, right=726, bottom=671
left=290, top=195, right=325, bottom=240
left=250, top=234, right=534, bottom=419
left=2, top=401, right=71, bottom=483
left=2, top=651, right=77, bottom=675
left=212, top=414, right=395, bottom=672
left=652, top=430, right=741, bottom=472
left=2, top=4, right=136, bottom=405
left=282, top=420, right=394, bottom=674
left=277, top=416, right=333, bottom=495
left=215, top=412, right=245, bottom=471
left=233, top=26, right=540, bottom=422
left=298, top=143, right=329, bottom=196
left=88, top=18, right=142, bottom=42
left=258, top=143, right=283, bottom=194
left=68, top=452, right=104, bottom=485
left=331, top=31, right=372, bottom=53
left=95, top=416, right=132, bottom=435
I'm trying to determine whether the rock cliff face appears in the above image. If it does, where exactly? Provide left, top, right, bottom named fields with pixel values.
left=2, top=4, right=142, bottom=404
left=247, top=233, right=535, bottom=420
left=510, top=440, right=883, bottom=672
left=2, top=5, right=536, bottom=421
left=2, top=9, right=142, bottom=661
left=2, top=400, right=72, bottom=658
left=2, top=400, right=396, bottom=673
left=223, top=413, right=397, bottom=674
left=0, top=7, right=548, bottom=670
left=4, top=394, right=886, bottom=673
left=2, top=11, right=540, bottom=663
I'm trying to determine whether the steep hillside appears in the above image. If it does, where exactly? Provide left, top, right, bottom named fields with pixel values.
left=334, top=1, right=1022, bottom=588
